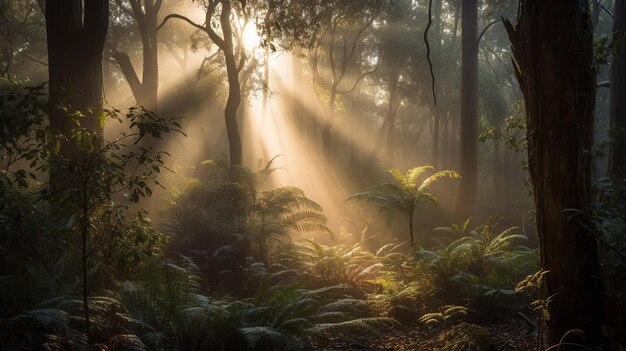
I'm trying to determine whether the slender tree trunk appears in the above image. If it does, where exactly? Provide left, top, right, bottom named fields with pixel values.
left=504, top=2, right=606, bottom=347
left=323, top=71, right=338, bottom=158
left=386, top=67, right=400, bottom=166
left=441, top=109, right=449, bottom=167
left=609, top=0, right=626, bottom=176
left=408, top=212, right=414, bottom=248
left=493, top=133, right=502, bottom=205
left=262, top=45, right=270, bottom=123
left=112, top=0, right=160, bottom=113
left=433, top=109, right=440, bottom=168
left=348, top=92, right=359, bottom=169
left=454, top=0, right=478, bottom=221
left=221, top=1, right=243, bottom=166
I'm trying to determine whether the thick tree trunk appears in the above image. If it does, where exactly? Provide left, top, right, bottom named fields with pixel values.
left=454, top=0, right=478, bottom=221
left=47, top=0, right=108, bottom=139
left=46, top=0, right=109, bottom=342
left=504, top=1, right=606, bottom=347
left=609, top=0, right=626, bottom=176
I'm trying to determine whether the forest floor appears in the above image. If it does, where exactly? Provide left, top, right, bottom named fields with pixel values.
left=310, top=318, right=538, bottom=351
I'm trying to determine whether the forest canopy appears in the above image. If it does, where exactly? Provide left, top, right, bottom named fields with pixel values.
left=1, top=0, right=625, bottom=350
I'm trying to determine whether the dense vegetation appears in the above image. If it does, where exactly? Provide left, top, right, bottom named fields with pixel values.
left=1, top=0, right=625, bottom=350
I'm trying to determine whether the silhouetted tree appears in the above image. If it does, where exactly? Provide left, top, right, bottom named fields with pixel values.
left=111, top=0, right=162, bottom=114
left=610, top=0, right=626, bottom=176
left=45, top=0, right=110, bottom=341
left=505, top=1, right=606, bottom=347
left=454, top=0, right=478, bottom=221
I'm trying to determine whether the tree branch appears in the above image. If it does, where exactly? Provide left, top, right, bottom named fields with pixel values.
left=111, top=50, right=144, bottom=103
left=157, top=13, right=206, bottom=35
left=424, top=0, right=437, bottom=105
left=337, top=64, right=379, bottom=95
left=204, top=0, right=226, bottom=49
left=594, top=0, right=614, bottom=18
left=113, top=0, right=134, bottom=18
left=477, top=19, right=503, bottom=46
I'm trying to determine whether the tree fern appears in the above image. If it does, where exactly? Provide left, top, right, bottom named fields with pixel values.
left=347, top=166, right=459, bottom=247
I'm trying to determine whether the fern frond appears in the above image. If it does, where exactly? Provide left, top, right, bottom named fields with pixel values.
left=418, top=170, right=460, bottom=192
left=406, top=166, right=435, bottom=186
left=308, top=317, right=397, bottom=335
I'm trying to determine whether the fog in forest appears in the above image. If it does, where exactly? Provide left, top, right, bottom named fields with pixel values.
left=1, top=0, right=625, bottom=350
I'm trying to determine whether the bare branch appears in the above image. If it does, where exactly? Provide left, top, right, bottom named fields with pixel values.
left=476, top=18, right=502, bottom=46
left=23, top=53, right=48, bottom=66
left=594, top=0, right=614, bottom=18
left=157, top=13, right=206, bottom=33
left=424, top=0, right=437, bottom=105
left=113, top=0, right=135, bottom=18
left=337, top=64, right=379, bottom=95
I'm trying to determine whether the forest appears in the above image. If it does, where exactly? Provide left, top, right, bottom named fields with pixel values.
left=0, top=0, right=625, bottom=350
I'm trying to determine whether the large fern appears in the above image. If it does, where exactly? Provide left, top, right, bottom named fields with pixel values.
left=347, top=166, right=459, bottom=247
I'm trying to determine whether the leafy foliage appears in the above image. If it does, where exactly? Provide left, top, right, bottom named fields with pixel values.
left=419, top=305, right=468, bottom=329
left=348, top=166, right=459, bottom=247
left=162, top=157, right=331, bottom=293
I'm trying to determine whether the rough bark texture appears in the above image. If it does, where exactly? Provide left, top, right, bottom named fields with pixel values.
left=504, top=1, right=606, bottom=347
left=610, top=0, right=626, bottom=176
left=454, top=0, right=478, bottom=221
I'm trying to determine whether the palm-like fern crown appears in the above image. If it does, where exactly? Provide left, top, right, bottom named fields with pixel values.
left=348, top=166, right=459, bottom=215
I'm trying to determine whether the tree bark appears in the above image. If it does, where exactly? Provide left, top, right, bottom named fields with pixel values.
left=454, top=0, right=478, bottom=221
left=504, top=1, right=606, bottom=347
left=221, top=1, right=243, bottom=166
left=609, top=0, right=626, bottom=176
left=45, top=0, right=110, bottom=342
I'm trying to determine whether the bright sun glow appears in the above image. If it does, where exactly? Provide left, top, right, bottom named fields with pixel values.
left=242, top=22, right=261, bottom=51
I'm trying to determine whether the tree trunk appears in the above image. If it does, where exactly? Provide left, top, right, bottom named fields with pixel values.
left=493, top=133, right=502, bottom=205
left=322, top=84, right=337, bottom=159
left=221, top=1, right=243, bottom=166
left=454, top=0, right=478, bottom=221
left=262, top=45, right=270, bottom=123
left=386, top=67, right=400, bottom=167
left=408, top=212, right=414, bottom=248
left=112, top=0, right=160, bottom=113
left=609, top=0, right=626, bottom=176
left=504, top=1, right=606, bottom=347
left=47, top=0, right=109, bottom=139
left=46, top=0, right=109, bottom=342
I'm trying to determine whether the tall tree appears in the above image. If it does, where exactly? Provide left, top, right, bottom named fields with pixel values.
left=45, top=0, right=110, bottom=341
left=321, top=15, right=378, bottom=159
left=111, top=0, right=162, bottom=113
left=46, top=0, right=109, bottom=138
left=610, top=0, right=626, bottom=176
left=160, top=0, right=251, bottom=166
left=454, top=0, right=478, bottom=220
left=504, top=1, right=606, bottom=347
